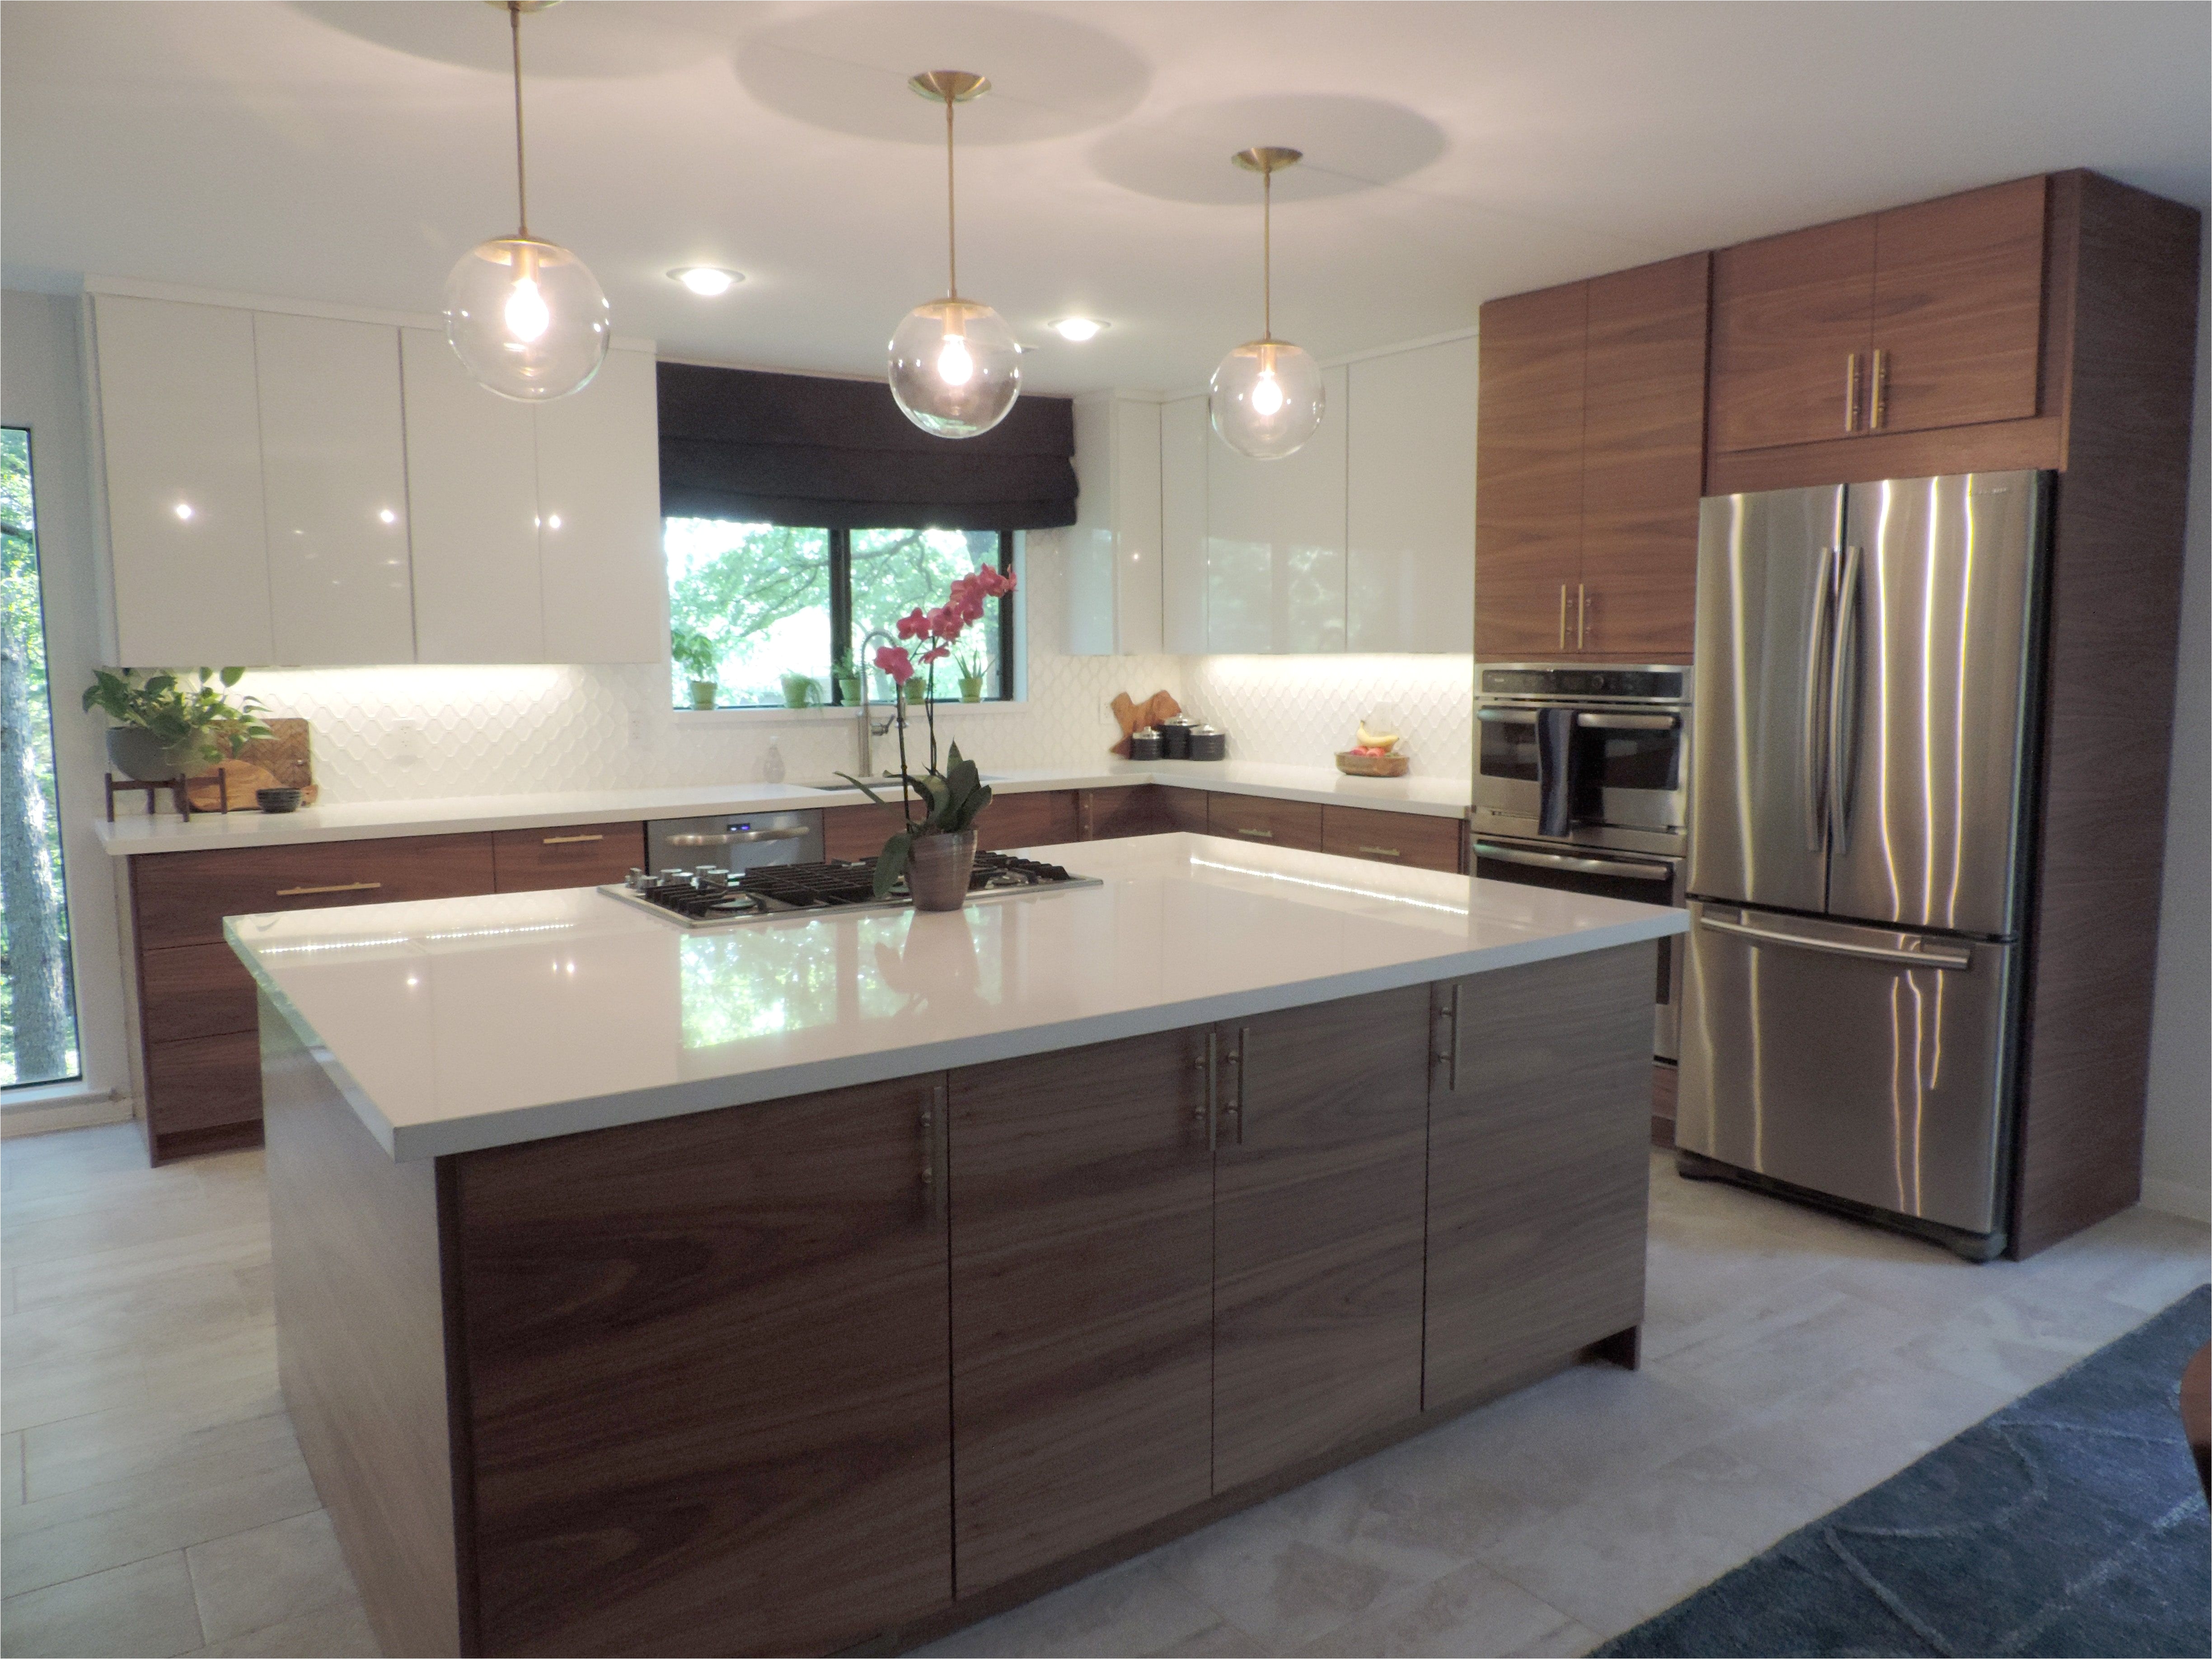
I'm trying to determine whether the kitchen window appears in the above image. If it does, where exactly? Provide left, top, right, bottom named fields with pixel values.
left=665, top=521, right=1016, bottom=711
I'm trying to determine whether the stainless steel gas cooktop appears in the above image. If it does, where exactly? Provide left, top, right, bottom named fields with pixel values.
left=600, top=853, right=1101, bottom=928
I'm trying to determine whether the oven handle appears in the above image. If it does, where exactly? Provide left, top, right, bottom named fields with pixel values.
left=663, top=827, right=812, bottom=848
left=1476, top=708, right=1680, bottom=731
left=1473, top=841, right=1673, bottom=881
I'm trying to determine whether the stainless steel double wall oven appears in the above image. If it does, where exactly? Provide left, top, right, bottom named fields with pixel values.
left=1472, top=664, right=1691, bottom=1059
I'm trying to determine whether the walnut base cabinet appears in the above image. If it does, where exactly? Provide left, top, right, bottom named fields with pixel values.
left=268, top=953, right=1655, bottom=1657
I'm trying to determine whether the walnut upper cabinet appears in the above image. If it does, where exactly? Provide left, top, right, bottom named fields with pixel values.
left=1475, top=252, right=1710, bottom=664
left=1709, top=175, right=2048, bottom=456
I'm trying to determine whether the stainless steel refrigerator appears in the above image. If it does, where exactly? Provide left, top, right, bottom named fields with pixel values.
left=1678, top=470, right=2047, bottom=1259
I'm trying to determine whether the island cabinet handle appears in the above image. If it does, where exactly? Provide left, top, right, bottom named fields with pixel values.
left=1195, top=1033, right=1219, bottom=1152
left=1358, top=844, right=1402, bottom=859
left=540, top=833, right=604, bottom=845
left=1437, top=984, right=1463, bottom=1093
left=1225, top=1028, right=1248, bottom=1145
left=1237, top=826, right=1275, bottom=840
left=918, top=1084, right=948, bottom=1220
left=276, top=881, right=381, bottom=897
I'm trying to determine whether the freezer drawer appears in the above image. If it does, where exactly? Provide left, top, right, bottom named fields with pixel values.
left=1677, top=901, right=2015, bottom=1237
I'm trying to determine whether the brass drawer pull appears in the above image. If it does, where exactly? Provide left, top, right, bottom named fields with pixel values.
left=1869, top=348, right=1888, bottom=429
left=1845, top=352, right=1861, bottom=432
left=541, top=834, right=604, bottom=845
left=1237, top=826, right=1275, bottom=839
left=276, top=881, right=382, bottom=897
left=1358, top=844, right=1402, bottom=858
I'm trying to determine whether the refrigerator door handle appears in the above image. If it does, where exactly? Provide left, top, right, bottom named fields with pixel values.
left=1697, top=912, right=1972, bottom=971
left=1828, top=543, right=1865, bottom=852
left=1802, top=544, right=1837, bottom=852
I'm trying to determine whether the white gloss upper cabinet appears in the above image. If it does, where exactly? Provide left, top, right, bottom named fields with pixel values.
left=1159, top=395, right=1210, bottom=654
left=1206, top=363, right=1349, bottom=654
left=254, top=313, right=416, bottom=665
left=1347, top=337, right=1477, bottom=653
left=93, top=295, right=275, bottom=666
left=401, top=326, right=544, bottom=663
left=536, top=347, right=666, bottom=664
left=1064, top=394, right=1163, bottom=656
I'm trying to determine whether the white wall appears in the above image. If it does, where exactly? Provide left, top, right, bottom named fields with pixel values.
left=2139, top=237, right=2212, bottom=1224
left=1, top=291, right=133, bottom=1130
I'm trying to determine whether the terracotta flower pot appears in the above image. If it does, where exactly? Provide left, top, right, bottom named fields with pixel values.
left=905, top=830, right=977, bottom=912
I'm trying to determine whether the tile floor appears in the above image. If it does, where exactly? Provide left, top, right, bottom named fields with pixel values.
left=3, top=1120, right=2205, bottom=1658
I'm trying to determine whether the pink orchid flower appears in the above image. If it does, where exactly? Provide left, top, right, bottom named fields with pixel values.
left=872, top=644, right=914, bottom=685
left=895, top=608, right=929, bottom=641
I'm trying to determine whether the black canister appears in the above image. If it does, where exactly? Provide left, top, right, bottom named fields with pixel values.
left=1188, top=724, right=1227, bottom=761
left=1128, top=727, right=1163, bottom=761
left=1158, top=715, right=1195, bottom=759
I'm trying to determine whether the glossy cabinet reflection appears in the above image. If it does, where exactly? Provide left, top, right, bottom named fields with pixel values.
left=1347, top=337, right=1477, bottom=653
left=1207, top=362, right=1349, bottom=653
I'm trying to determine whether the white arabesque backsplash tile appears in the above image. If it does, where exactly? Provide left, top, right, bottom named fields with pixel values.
left=246, top=533, right=1471, bottom=804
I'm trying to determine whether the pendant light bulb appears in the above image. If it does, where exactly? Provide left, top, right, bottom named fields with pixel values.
left=1211, top=148, right=1324, bottom=460
left=445, top=0, right=609, bottom=402
left=889, top=70, right=1021, bottom=440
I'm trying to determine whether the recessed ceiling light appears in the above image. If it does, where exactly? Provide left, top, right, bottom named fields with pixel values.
left=1048, top=317, right=1108, bottom=342
left=670, top=267, right=744, bottom=297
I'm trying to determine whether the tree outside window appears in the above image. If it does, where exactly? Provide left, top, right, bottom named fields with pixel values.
left=665, top=521, right=1014, bottom=710
left=1, top=426, right=81, bottom=1087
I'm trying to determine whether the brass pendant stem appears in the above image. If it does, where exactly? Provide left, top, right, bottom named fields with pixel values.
left=945, top=94, right=957, bottom=300
left=508, top=0, right=529, bottom=238
left=1262, top=167, right=1272, bottom=342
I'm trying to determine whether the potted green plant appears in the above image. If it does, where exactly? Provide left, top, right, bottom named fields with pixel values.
left=838, top=565, right=1018, bottom=907
left=82, top=667, right=274, bottom=781
left=670, top=627, right=720, bottom=710
left=831, top=647, right=862, bottom=707
left=780, top=671, right=823, bottom=708
left=956, top=649, right=986, bottom=703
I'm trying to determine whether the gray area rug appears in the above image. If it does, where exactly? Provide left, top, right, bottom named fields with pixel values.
left=1598, top=1285, right=2212, bottom=1658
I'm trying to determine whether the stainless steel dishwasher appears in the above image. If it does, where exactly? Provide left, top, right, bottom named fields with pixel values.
left=645, top=810, right=823, bottom=875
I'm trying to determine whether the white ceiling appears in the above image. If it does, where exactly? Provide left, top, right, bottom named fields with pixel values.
left=5, top=1, right=2207, bottom=396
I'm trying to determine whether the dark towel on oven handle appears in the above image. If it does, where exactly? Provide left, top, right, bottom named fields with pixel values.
left=1536, top=707, right=1576, bottom=838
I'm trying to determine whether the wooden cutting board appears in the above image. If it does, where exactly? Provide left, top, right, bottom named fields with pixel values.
left=183, top=718, right=319, bottom=811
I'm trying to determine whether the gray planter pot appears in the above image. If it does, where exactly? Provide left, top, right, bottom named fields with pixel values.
left=105, top=727, right=201, bottom=782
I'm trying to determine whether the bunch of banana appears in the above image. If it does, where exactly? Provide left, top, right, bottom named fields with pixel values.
left=1351, top=720, right=1400, bottom=756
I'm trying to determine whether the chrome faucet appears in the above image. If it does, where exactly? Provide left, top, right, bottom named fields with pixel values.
left=855, top=628, right=900, bottom=780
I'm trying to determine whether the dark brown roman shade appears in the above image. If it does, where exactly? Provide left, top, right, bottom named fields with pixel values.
left=657, top=361, right=1078, bottom=530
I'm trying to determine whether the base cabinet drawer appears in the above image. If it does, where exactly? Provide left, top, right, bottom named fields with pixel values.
left=132, top=833, right=498, bottom=950
left=145, top=1030, right=262, bottom=1147
left=491, top=821, right=646, bottom=892
left=824, top=801, right=909, bottom=862
left=1321, top=806, right=1463, bottom=873
left=1206, top=793, right=1324, bottom=851
left=1077, top=784, right=1184, bottom=841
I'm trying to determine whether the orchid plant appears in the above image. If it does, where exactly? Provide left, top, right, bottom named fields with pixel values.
left=839, top=563, right=1018, bottom=897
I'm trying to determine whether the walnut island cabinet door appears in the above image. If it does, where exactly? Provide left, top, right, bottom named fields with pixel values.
left=947, top=1029, right=1216, bottom=1594
left=1425, top=946, right=1651, bottom=1409
left=453, top=1076, right=954, bottom=1657
left=1211, top=985, right=1429, bottom=1492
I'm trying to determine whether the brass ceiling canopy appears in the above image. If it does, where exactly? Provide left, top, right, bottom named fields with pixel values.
left=1232, top=146, right=1304, bottom=175
left=909, top=70, right=991, bottom=104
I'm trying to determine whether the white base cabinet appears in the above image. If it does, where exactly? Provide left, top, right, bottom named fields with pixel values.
left=88, top=289, right=663, bottom=668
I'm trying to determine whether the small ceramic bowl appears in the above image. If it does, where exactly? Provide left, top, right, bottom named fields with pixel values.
left=256, top=787, right=304, bottom=814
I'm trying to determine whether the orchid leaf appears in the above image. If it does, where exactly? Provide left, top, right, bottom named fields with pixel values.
left=873, top=830, right=913, bottom=899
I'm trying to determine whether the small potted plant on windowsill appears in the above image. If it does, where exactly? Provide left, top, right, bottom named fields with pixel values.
left=82, top=667, right=274, bottom=781
left=839, top=564, right=1018, bottom=908
left=671, top=627, right=719, bottom=710
left=832, top=647, right=863, bottom=708
left=956, top=650, right=986, bottom=703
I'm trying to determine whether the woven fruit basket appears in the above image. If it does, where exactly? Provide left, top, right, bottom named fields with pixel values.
left=1335, top=750, right=1410, bottom=778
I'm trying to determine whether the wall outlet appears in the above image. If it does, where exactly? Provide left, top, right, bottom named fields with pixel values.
left=388, top=717, right=422, bottom=767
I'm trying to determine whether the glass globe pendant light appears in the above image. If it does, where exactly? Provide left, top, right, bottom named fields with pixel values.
left=444, top=0, right=609, bottom=402
left=888, top=71, right=1021, bottom=439
left=1210, top=147, right=1325, bottom=460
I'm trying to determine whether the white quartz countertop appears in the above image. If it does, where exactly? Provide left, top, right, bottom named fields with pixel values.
left=98, top=762, right=1474, bottom=855
left=226, top=833, right=1682, bottom=1163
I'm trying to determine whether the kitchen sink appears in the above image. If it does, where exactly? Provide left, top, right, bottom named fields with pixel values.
left=792, top=774, right=1003, bottom=791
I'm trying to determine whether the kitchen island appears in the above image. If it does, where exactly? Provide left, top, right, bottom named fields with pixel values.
left=230, top=833, right=1684, bottom=1658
